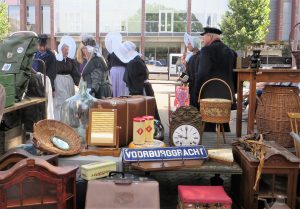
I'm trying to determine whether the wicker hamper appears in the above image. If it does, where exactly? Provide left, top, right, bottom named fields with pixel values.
left=198, top=78, right=233, bottom=124
left=256, top=85, right=300, bottom=148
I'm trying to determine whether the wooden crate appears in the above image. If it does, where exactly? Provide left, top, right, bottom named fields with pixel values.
left=0, top=125, right=25, bottom=155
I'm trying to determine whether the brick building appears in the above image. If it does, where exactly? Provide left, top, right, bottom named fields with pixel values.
left=5, top=0, right=300, bottom=63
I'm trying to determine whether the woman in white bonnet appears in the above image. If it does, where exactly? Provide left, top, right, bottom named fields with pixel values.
left=121, top=41, right=161, bottom=120
left=105, top=32, right=129, bottom=97
left=53, top=42, right=80, bottom=120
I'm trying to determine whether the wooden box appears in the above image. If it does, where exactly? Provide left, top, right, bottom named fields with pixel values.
left=232, top=141, right=300, bottom=209
left=0, top=125, right=25, bottom=155
left=81, top=161, right=116, bottom=180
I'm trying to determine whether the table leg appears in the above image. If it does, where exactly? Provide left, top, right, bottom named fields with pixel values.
left=247, top=73, right=256, bottom=134
left=236, top=76, right=243, bottom=137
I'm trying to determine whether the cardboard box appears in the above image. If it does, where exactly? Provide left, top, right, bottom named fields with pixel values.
left=81, top=161, right=116, bottom=181
left=0, top=125, right=25, bottom=155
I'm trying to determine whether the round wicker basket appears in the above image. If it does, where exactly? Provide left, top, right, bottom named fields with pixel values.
left=289, top=22, right=300, bottom=69
left=198, top=78, right=233, bottom=124
left=33, top=119, right=82, bottom=156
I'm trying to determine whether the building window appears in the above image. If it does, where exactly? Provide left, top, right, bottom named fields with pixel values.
left=145, top=42, right=181, bottom=65
left=191, top=0, right=228, bottom=33
left=26, top=5, right=35, bottom=31
left=145, top=0, right=187, bottom=33
left=100, top=0, right=141, bottom=34
left=282, top=0, right=292, bottom=40
left=42, top=5, right=50, bottom=34
left=8, top=5, right=20, bottom=32
left=146, top=13, right=159, bottom=32
left=54, top=0, right=96, bottom=34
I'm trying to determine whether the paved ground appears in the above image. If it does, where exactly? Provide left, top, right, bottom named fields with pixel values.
left=148, top=78, right=249, bottom=209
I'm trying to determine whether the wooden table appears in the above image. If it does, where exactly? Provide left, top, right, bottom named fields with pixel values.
left=4, top=97, right=47, bottom=114
left=235, top=69, right=300, bottom=137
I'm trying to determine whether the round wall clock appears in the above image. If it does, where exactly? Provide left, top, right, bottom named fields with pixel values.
left=169, top=106, right=202, bottom=146
left=172, top=124, right=200, bottom=146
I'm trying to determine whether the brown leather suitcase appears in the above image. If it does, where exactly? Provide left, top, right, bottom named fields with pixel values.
left=85, top=171, right=160, bottom=209
left=95, top=96, right=155, bottom=147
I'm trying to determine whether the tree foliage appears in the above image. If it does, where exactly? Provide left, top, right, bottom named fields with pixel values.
left=0, top=2, right=9, bottom=41
left=220, top=0, right=271, bottom=51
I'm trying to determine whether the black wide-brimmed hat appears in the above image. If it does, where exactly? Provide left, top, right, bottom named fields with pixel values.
left=200, top=27, right=222, bottom=36
left=38, top=34, right=48, bottom=45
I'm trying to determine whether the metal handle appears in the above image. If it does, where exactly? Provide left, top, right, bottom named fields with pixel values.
left=198, top=78, right=233, bottom=103
left=109, top=171, right=125, bottom=178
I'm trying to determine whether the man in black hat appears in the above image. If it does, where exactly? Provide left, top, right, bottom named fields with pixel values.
left=32, top=34, right=56, bottom=93
left=194, top=27, right=237, bottom=132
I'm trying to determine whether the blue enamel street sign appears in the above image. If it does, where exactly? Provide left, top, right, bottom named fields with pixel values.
left=122, top=145, right=208, bottom=162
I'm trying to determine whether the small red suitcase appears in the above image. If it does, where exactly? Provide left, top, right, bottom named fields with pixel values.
left=178, top=185, right=232, bottom=209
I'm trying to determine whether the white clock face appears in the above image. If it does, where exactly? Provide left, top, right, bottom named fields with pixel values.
left=172, top=124, right=200, bottom=146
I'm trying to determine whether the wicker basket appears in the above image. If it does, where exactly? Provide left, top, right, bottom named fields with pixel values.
left=198, top=78, right=233, bottom=123
left=289, top=22, right=300, bottom=69
left=33, top=119, right=82, bottom=156
left=256, top=86, right=300, bottom=148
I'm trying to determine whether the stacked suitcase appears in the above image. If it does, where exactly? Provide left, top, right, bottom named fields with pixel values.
left=95, top=96, right=156, bottom=147
left=0, top=74, right=15, bottom=107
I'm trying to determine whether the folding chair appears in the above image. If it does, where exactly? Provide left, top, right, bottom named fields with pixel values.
left=287, top=112, right=300, bottom=157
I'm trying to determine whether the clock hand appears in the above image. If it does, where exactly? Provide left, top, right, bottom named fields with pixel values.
left=185, top=126, right=188, bottom=139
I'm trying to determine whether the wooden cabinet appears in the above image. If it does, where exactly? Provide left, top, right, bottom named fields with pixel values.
left=0, top=158, right=77, bottom=209
left=232, top=141, right=300, bottom=209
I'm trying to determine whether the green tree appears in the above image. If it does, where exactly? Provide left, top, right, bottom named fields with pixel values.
left=0, top=2, right=9, bottom=40
left=220, top=0, right=271, bottom=51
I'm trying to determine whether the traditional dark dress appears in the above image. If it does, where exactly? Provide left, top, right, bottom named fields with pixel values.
left=108, top=53, right=129, bottom=97
left=53, top=57, right=80, bottom=120
left=123, top=56, right=161, bottom=121
left=186, top=51, right=200, bottom=108
left=32, top=49, right=56, bottom=91
left=194, top=40, right=237, bottom=132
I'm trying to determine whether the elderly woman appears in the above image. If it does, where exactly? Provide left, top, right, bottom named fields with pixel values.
left=53, top=44, right=80, bottom=120
left=81, top=37, right=112, bottom=99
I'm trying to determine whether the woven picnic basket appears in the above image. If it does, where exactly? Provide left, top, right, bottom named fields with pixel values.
left=198, top=78, right=233, bottom=124
left=289, top=22, right=300, bottom=69
left=33, top=119, right=82, bottom=156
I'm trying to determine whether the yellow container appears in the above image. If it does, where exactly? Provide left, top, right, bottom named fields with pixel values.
left=143, top=116, right=154, bottom=142
left=81, top=161, right=116, bottom=181
left=133, top=117, right=145, bottom=145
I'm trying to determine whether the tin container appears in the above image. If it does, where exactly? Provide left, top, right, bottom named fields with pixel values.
left=143, top=116, right=154, bottom=142
left=81, top=161, right=116, bottom=181
left=133, top=117, right=145, bottom=145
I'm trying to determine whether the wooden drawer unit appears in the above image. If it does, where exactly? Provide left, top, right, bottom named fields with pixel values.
left=232, top=141, right=300, bottom=209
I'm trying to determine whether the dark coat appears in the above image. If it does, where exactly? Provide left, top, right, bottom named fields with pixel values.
left=186, top=51, right=200, bottom=107
left=82, top=54, right=112, bottom=99
left=123, top=56, right=149, bottom=95
left=194, top=40, right=237, bottom=104
left=194, top=40, right=237, bottom=132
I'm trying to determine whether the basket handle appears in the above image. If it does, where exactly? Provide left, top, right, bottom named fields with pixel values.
left=289, top=22, right=300, bottom=51
left=198, top=78, right=233, bottom=103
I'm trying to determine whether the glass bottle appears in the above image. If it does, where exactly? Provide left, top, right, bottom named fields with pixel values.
left=60, top=79, right=96, bottom=144
left=270, top=196, right=290, bottom=209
